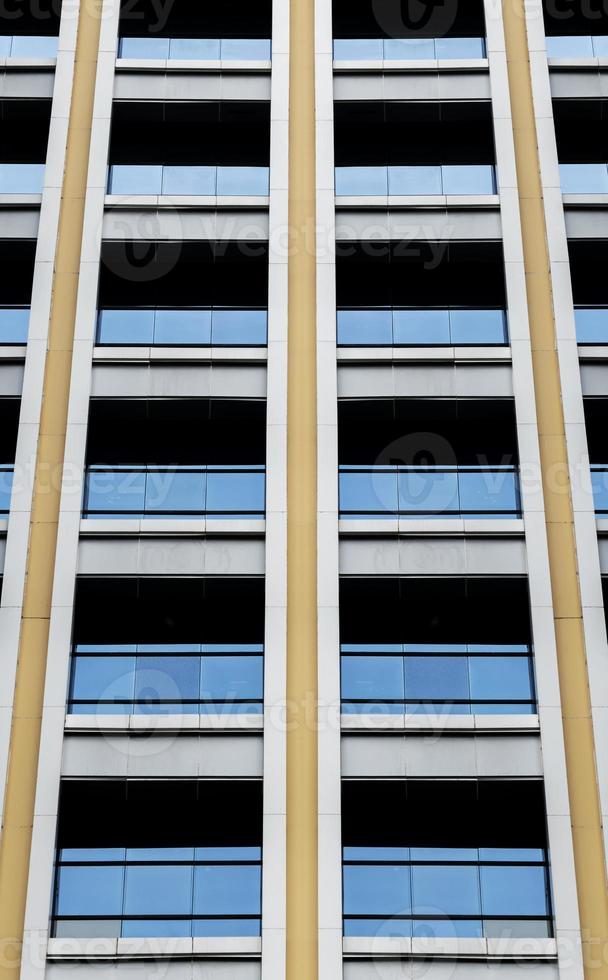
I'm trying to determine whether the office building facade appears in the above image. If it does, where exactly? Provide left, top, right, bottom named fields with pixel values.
left=0, top=0, right=607, bottom=977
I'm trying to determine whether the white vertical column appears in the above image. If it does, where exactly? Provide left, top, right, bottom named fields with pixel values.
left=261, top=0, right=290, bottom=975
left=485, top=1, right=584, bottom=976
left=19, top=3, right=120, bottom=976
left=315, top=4, right=342, bottom=979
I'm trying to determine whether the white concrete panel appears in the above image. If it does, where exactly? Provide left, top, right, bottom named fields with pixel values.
left=77, top=537, right=265, bottom=576
left=344, top=960, right=558, bottom=980
left=114, top=71, right=270, bottom=101
left=333, top=72, right=491, bottom=102
left=90, top=363, right=267, bottom=399
left=47, top=961, right=261, bottom=979
left=337, top=363, right=513, bottom=399
left=102, top=210, right=269, bottom=241
left=339, top=536, right=528, bottom=576
left=335, top=209, right=502, bottom=241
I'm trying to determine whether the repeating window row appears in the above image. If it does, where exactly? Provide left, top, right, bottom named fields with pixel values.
left=335, top=165, right=497, bottom=198
left=333, top=37, right=486, bottom=61
left=107, top=165, right=269, bottom=197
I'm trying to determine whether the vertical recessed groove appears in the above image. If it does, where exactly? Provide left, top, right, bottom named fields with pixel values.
left=0, top=2, right=101, bottom=973
left=502, top=0, right=608, bottom=969
left=286, top=0, right=318, bottom=969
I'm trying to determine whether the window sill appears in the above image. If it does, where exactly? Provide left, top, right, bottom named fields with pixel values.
left=64, top=713, right=264, bottom=733
left=333, top=58, right=489, bottom=72
left=47, top=937, right=261, bottom=960
left=341, top=713, right=540, bottom=733
left=562, top=193, right=608, bottom=206
left=335, top=194, right=500, bottom=210
left=0, top=56, right=57, bottom=67
left=79, top=518, right=265, bottom=536
left=338, top=517, right=525, bottom=536
left=116, top=57, right=271, bottom=72
left=336, top=345, right=511, bottom=363
left=0, top=193, right=42, bottom=206
left=548, top=56, right=608, bottom=68
left=343, top=936, right=557, bottom=960
left=104, top=194, right=270, bottom=210
left=92, top=345, right=268, bottom=363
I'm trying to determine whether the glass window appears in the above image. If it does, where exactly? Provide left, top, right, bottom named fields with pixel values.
left=169, top=38, right=220, bottom=59
left=222, top=39, right=271, bottom=60
left=337, top=309, right=393, bottom=346
left=193, top=865, right=261, bottom=915
left=56, top=865, right=124, bottom=916
left=97, top=309, right=155, bottom=345
left=335, top=167, right=388, bottom=196
left=124, top=865, right=193, bottom=916
left=333, top=38, right=384, bottom=60
left=398, top=470, right=459, bottom=515
left=406, top=656, right=469, bottom=701
left=162, top=166, right=216, bottom=196
left=393, top=309, right=451, bottom=345
left=340, top=470, right=398, bottom=516
left=469, top=656, right=533, bottom=703
left=70, top=656, right=136, bottom=704
left=122, top=919, right=191, bottom=937
left=108, top=165, right=162, bottom=195
left=85, top=470, right=146, bottom=515
left=212, top=309, right=267, bottom=345
left=0, top=469, right=13, bottom=514
left=0, top=164, right=45, bottom=194
left=480, top=865, right=549, bottom=917
left=458, top=469, right=519, bottom=515
left=435, top=37, right=485, bottom=59
left=560, top=163, right=608, bottom=194
left=414, top=918, right=483, bottom=938
left=592, top=468, right=608, bottom=513
left=575, top=308, right=608, bottom=344
left=442, top=165, right=495, bottom=195
left=119, top=36, right=170, bottom=58
left=0, top=36, right=11, bottom=56
left=134, top=656, right=200, bottom=704
left=592, top=36, right=608, bottom=56
left=545, top=35, right=594, bottom=58
left=206, top=470, right=265, bottom=516
left=389, top=166, right=442, bottom=196
left=144, top=471, right=205, bottom=515
left=154, top=309, right=212, bottom=345
left=383, top=37, right=435, bottom=60
left=217, top=167, right=269, bottom=196
left=344, top=865, right=410, bottom=916
left=450, top=309, right=506, bottom=345
left=201, top=655, right=263, bottom=702
left=0, top=308, right=29, bottom=344
left=10, top=35, right=59, bottom=57
left=341, top=655, right=405, bottom=704
left=412, top=865, right=481, bottom=916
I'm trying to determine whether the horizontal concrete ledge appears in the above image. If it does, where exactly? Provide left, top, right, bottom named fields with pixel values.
left=76, top=535, right=265, bottom=577
left=105, top=195, right=270, bottom=210
left=0, top=194, right=42, bottom=207
left=562, top=194, right=608, bottom=206
left=93, top=346, right=268, bottom=363
left=116, top=58, right=272, bottom=72
left=338, top=519, right=525, bottom=536
left=0, top=57, right=57, bottom=67
left=341, top=714, right=540, bottom=733
left=343, top=937, right=558, bottom=960
left=578, top=345, right=608, bottom=361
left=333, top=59, right=489, bottom=72
left=65, top=713, right=264, bottom=733
left=337, top=346, right=511, bottom=364
left=79, top=519, right=265, bottom=536
left=0, top=346, right=26, bottom=361
left=548, top=57, right=608, bottom=68
left=47, top=937, right=261, bottom=960
left=335, top=195, right=500, bottom=210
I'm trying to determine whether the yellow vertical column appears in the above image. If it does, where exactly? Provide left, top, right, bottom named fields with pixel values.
left=0, top=0, right=102, bottom=973
left=286, top=0, right=318, bottom=970
left=502, top=1, right=608, bottom=971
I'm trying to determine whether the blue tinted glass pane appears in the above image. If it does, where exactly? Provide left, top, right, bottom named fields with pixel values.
left=406, top=701, right=470, bottom=716
left=469, top=657, right=533, bottom=702
left=126, top=847, right=194, bottom=860
left=479, top=848, right=545, bottom=861
left=335, top=167, right=387, bottom=196
left=56, top=866, right=124, bottom=916
left=60, top=848, right=126, bottom=861
left=406, top=656, right=469, bottom=700
left=333, top=38, right=383, bottom=59
left=206, top=471, right=265, bottom=515
left=480, top=865, right=549, bottom=916
left=0, top=164, right=44, bottom=194
left=11, top=35, right=58, bottom=57
left=384, top=37, right=435, bottom=59
left=341, top=655, right=404, bottom=702
left=412, top=865, right=481, bottom=916
left=85, top=470, right=146, bottom=514
left=398, top=470, right=459, bottom=514
left=194, top=918, right=260, bottom=936
left=135, top=656, right=200, bottom=702
left=560, top=163, right=608, bottom=194
left=201, top=655, right=263, bottom=701
left=97, top=310, right=155, bottom=345
left=414, top=918, right=483, bottom=938
left=393, top=309, right=450, bottom=345
left=337, top=309, right=393, bottom=345
left=458, top=470, right=519, bottom=515
left=340, top=471, right=398, bottom=515
left=122, top=919, right=191, bottom=937
left=442, top=165, right=495, bottom=195
left=0, top=308, right=29, bottom=343
left=119, top=36, right=170, bottom=58
left=222, top=39, right=271, bottom=59
left=545, top=35, right=594, bottom=57
left=0, top=37, right=11, bottom=56
left=194, top=865, right=261, bottom=915
left=0, top=468, right=12, bottom=513
left=344, top=918, right=411, bottom=937
left=71, top=656, right=136, bottom=703
left=169, top=38, right=220, bottom=59
left=411, top=847, right=478, bottom=861
left=162, top=166, right=216, bottom=196
left=212, top=309, right=267, bottom=345
left=344, top=866, right=410, bottom=916
left=389, top=166, right=442, bottom=195
left=144, top=471, right=205, bottom=514
left=109, top=165, right=162, bottom=195
left=450, top=309, right=506, bottom=345
left=124, top=866, right=193, bottom=915
left=592, top=469, right=608, bottom=513
left=435, top=37, right=485, bottom=58
left=575, top=308, right=608, bottom=343
left=154, top=309, right=211, bottom=345
left=592, top=36, right=608, bottom=55
left=344, top=847, right=409, bottom=860
left=217, top=167, right=269, bottom=196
